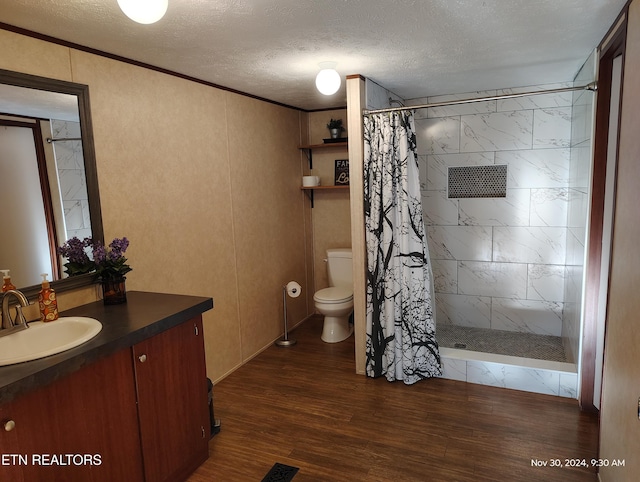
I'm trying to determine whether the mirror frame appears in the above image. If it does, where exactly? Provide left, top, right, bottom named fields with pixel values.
left=0, top=68, right=104, bottom=300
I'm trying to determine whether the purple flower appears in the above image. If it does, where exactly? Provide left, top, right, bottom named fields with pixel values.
left=92, top=242, right=107, bottom=264
left=107, top=237, right=129, bottom=261
left=57, top=237, right=95, bottom=276
left=57, top=236, right=92, bottom=264
left=91, top=237, right=132, bottom=281
left=58, top=235, right=132, bottom=280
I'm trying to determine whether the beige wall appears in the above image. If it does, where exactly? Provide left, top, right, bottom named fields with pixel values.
left=0, top=29, right=313, bottom=382
left=304, top=109, right=352, bottom=292
left=599, top=1, right=640, bottom=480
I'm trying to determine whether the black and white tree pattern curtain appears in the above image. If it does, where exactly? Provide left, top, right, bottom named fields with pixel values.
left=364, top=111, right=441, bottom=384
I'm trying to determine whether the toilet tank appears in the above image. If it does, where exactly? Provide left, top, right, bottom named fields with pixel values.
left=326, top=248, right=352, bottom=288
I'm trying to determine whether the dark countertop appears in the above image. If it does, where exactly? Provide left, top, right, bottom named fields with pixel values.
left=0, top=291, right=213, bottom=405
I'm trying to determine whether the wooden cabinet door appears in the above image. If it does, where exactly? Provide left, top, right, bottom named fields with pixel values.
left=0, top=348, right=144, bottom=482
left=133, top=316, right=209, bottom=482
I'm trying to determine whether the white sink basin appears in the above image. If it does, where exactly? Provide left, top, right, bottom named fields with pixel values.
left=0, top=316, right=102, bottom=366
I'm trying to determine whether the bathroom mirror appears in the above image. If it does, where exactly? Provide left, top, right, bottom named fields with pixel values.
left=0, top=68, right=103, bottom=299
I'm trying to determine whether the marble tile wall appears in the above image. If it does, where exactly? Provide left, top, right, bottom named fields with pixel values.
left=411, top=83, right=577, bottom=339
left=50, top=119, right=91, bottom=240
left=439, top=348, right=578, bottom=398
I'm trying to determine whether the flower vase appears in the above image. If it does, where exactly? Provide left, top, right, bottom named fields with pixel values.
left=101, top=277, right=127, bottom=305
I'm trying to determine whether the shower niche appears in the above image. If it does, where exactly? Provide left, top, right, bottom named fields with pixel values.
left=447, top=165, right=507, bottom=198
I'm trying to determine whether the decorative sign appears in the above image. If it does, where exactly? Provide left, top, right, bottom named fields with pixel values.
left=334, top=159, right=349, bottom=185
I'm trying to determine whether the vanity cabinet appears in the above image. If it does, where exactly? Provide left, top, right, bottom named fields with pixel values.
left=133, top=316, right=209, bottom=482
left=0, top=315, right=209, bottom=482
left=0, top=347, right=144, bottom=482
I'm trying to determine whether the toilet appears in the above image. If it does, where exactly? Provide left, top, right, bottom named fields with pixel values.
left=313, top=248, right=354, bottom=343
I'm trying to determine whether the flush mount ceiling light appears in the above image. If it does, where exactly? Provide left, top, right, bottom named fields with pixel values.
left=117, top=0, right=168, bottom=24
left=315, top=62, right=341, bottom=96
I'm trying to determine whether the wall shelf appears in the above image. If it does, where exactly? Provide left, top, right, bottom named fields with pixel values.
left=299, top=140, right=349, bottom=207
left=298, top=141, right=348, bottom=149
left=300, top=185, right=350, bottom=191
left=301, top=185, right=349, bottom=207
left=298, top=141, right=348, bottom=169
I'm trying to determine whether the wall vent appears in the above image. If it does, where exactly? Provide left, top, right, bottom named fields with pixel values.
left=447, top=165, right=507, bottom=198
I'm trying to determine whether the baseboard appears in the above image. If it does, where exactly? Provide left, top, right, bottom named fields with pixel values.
left=211, top=314, right=317, bottom=385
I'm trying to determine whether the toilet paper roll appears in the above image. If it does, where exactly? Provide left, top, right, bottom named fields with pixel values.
left=286, top=281, right=302, bottom=298
left=302, top=176, right=320, bottom=187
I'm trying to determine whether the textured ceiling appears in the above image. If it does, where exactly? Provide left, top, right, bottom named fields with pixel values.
left=0, top=0, right=628, bottom=111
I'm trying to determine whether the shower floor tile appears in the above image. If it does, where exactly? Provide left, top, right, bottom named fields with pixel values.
left=436, top=323, right=567, bottom=362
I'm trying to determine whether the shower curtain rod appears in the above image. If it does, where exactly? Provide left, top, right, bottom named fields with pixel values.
left=362, top=82, right=598, bottom=115
left=46, top=137, right=82, bottom=143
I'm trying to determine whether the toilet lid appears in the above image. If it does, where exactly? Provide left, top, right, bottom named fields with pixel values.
left=314, top=287, right=353, bottom=303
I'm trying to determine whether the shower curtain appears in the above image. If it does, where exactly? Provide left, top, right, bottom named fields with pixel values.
left=363, top=110, right=441, bottom=384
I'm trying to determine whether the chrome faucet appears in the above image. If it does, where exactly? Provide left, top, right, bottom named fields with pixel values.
left=1, top=289, right=30, bottom=337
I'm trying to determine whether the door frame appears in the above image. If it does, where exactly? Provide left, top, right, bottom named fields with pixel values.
left=580, top=10, right=627, bottom=411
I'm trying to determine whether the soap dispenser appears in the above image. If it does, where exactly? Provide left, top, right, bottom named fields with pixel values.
left=1, top=270, right=16, bottom=292
left=38, top=273, right=59, bottom=322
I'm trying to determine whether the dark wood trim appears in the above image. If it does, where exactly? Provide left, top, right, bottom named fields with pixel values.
left=0, top=22, right=343, bottom=113
left=33, top=120, right=60, bottom=279
left=307, top=105, right=348, bottom=112
left=580, top=8, right=627, bottom=412
left=73, top=79, right=105, bottom=261
left=0, top=117, right=36, bottom=128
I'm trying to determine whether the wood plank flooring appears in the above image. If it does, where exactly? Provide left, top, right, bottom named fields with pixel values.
left=187, top=316, right=599, bottom=482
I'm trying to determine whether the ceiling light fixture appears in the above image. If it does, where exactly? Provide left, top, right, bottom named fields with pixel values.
left=315, top=62, right=341, bottom=96
left=117, top=0, right=168, bottom=24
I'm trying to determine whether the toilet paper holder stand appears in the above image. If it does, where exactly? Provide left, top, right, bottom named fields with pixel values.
left=275, top=281, right=301, bottom=347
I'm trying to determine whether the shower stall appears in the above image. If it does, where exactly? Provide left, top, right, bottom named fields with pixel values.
left=361, top=54, right=597, bottom=398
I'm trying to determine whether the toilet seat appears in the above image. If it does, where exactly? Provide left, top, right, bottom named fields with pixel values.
left=313, top=287, right=353, bottom=304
